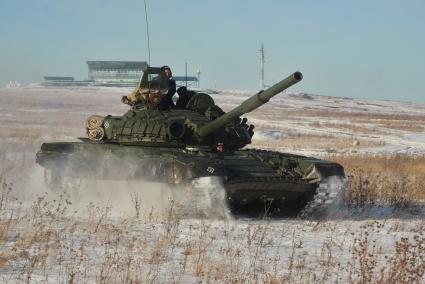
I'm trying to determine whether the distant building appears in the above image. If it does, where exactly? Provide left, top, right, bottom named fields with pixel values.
left=42, top=60, right=199, bottom=88
left=87, top=61, right=148, bottom=86
left=87, top=61, right=198, bottom=87
left=44, top=76, right=74, bottom=83
left=5, top=81, right=21, bottom=88
left=42, top=76, right=90, bottom=87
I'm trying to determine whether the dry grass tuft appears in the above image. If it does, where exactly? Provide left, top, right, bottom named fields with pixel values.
left=329, top=155, right=425, bottom=207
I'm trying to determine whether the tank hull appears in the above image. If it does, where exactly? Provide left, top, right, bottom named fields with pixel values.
left=36, top=141, right=344, bottom=216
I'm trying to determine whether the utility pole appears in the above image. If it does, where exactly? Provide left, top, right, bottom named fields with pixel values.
left=259, top=43, right=265, bottom=89
left=196, top=69, right=201, bottom=87
left=185, top=62, right=188, bottom=88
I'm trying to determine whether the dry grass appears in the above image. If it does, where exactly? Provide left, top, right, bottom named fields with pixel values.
left=303, top=110, right=425, bottom=134
left=284, top=109, right=425, bottom=122
left=348, top=222, right=425, bottom=283
left=329, top=155, right=425, bottom=207
left=251, top=105, right=425, bottom=138
left=246, top=103, right=425, bottom=123
left=312, top=122, right=389, bottom=135
left=1, top=154, right=425, bottom=283
left=0, top=174, right=424, bottom=282
left=252, top=133, right=383, bottom=153
left=378, top=121, right=424, bottom=133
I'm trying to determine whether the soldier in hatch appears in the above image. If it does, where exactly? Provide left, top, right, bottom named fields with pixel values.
left=158, top=66, right=176, bottom=110
left=121, top=66, right=176, bottom=110
left=121, top=80, right=147, bottom=107
left=175, top=86, right=196, bottom=108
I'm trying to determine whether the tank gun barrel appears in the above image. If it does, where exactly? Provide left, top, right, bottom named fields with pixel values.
left=197, top=71, right=303, bottom=137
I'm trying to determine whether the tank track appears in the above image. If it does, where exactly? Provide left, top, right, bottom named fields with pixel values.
left=299, top=175, right=346, bottom=218
left=174, top=176, right=346, bottom=219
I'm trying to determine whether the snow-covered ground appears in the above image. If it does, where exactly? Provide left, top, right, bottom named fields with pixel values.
left=0, top=86, right=424, bottom=282
left=1, top=204, right=423, bottom=283
left=214, top=91, right=425, bottom=156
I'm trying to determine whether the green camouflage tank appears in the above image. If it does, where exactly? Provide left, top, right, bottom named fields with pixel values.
left=36, top=67, right=344, bottom=217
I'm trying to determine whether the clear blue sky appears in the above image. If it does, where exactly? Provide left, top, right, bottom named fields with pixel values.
left=1, top=0, right=424, bottom=103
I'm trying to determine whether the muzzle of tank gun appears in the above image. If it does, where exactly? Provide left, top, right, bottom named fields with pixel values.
left=197, top=71, right=303, bottom=137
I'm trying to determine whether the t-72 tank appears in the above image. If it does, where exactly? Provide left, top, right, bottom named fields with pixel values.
left=36, top=67, right=344, bottom=217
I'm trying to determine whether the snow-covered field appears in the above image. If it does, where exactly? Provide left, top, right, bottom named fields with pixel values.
left=0, top=86, right=424, bottom=283
left=216, top=90, right=425, bottom=156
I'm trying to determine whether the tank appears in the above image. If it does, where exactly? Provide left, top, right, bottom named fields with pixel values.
left=36, top=67, right=345, bottom=217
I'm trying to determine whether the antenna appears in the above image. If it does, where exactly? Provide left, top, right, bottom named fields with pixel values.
left=143, top=0, right=151, bottom=65
left=259, top=43, right=265, bottom=89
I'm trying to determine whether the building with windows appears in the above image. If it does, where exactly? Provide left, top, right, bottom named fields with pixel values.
left=87, top=61, right=149, bottom=86
left=43, top=60, right=199, bottom=88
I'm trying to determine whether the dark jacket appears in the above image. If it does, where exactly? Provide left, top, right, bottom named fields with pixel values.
left=159, top=78, right=176, bottom=110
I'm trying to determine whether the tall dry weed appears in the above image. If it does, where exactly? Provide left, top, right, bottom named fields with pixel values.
left=329, top=155, right=425, bottom=208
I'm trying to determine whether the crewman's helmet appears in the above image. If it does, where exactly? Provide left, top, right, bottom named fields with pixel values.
left=162, top=66, right=172, bottom=77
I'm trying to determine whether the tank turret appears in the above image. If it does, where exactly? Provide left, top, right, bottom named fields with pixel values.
left=85, top=71, right=303, bottom=151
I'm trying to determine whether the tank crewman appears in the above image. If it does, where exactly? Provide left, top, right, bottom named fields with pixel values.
left=121, top=77, right=148, bottom=107
left=121, top=68, right=172, bottom=108
left=175, top=86, right=196, bottom=108
left=121, top=65, right=176, bottom=109
left=158, top=66, right=176, bottom=110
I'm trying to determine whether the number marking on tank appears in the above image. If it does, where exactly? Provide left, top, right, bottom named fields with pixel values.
left=206, top=167, right=215, bottom=174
